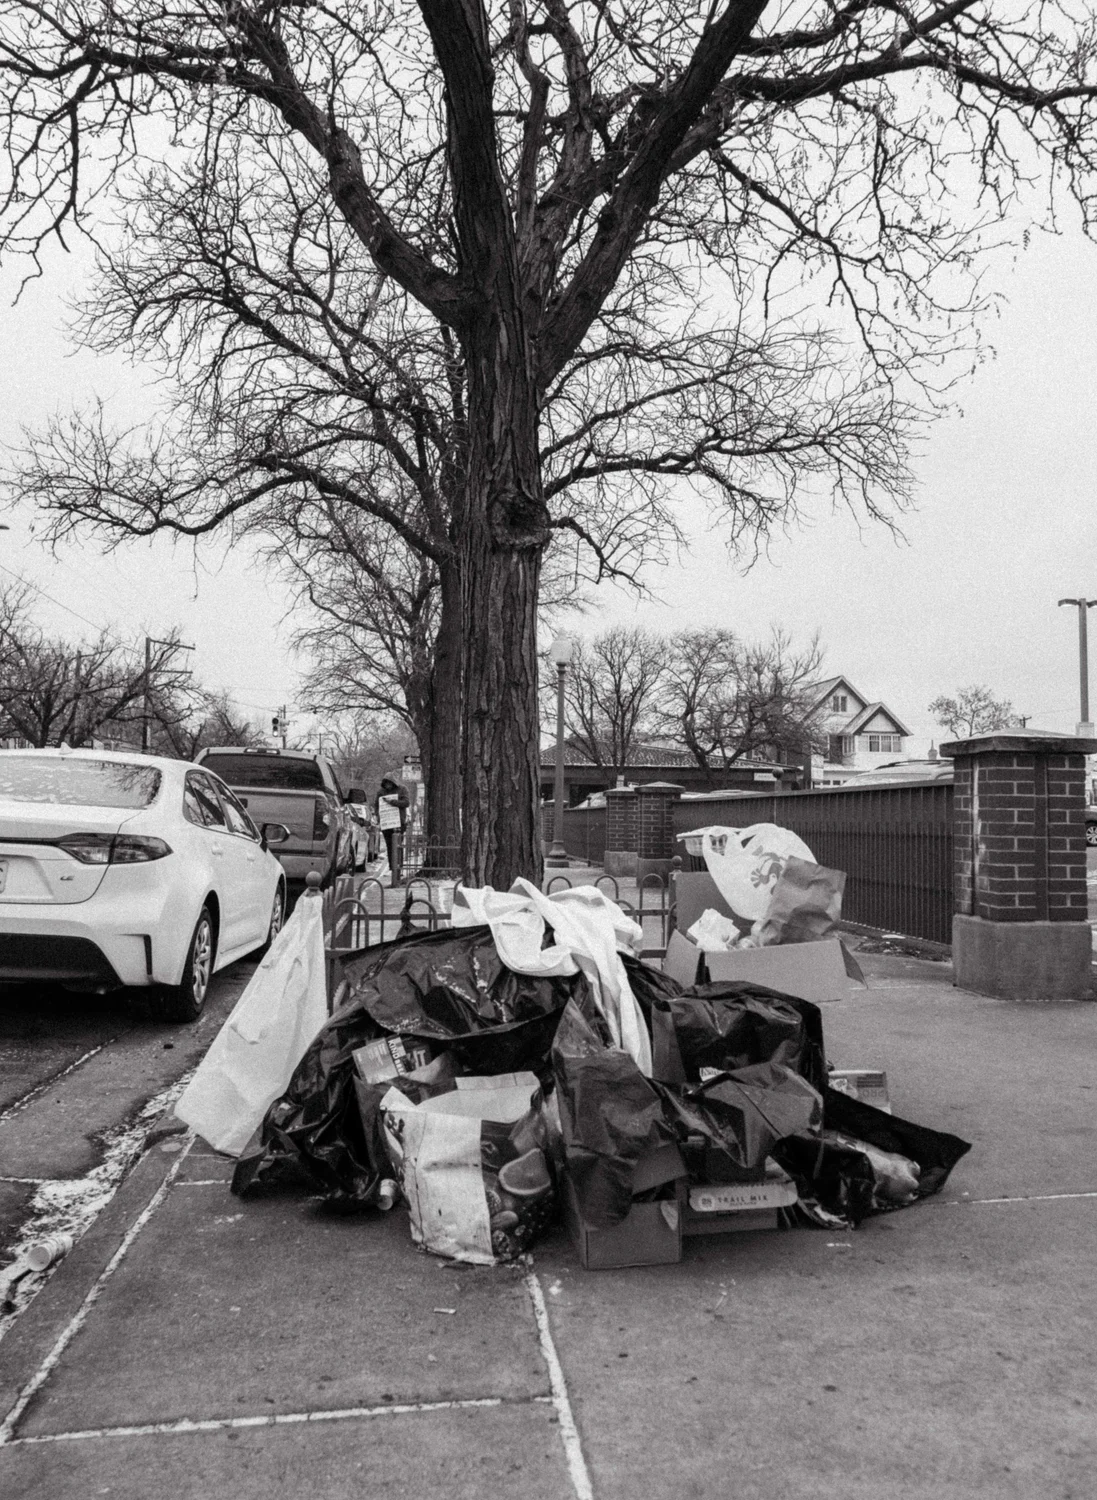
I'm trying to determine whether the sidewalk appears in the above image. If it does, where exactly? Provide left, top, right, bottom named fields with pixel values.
left=2, top=951, right=1096, bottom=1498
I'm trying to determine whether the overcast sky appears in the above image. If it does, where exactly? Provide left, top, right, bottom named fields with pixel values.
left=1, top=222, right=1095, bottom=745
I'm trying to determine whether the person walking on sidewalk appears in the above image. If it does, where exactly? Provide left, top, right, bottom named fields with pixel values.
left=375, top=775, right=409, bottom=884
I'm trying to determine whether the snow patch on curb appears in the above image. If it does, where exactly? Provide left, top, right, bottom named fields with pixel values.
left=0, top=1068, right=196, bottom=1340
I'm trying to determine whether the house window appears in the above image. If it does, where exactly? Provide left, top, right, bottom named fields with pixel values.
left=830, top=694, right=848, bottom=713
left=867, top=734, right=901, bottom=753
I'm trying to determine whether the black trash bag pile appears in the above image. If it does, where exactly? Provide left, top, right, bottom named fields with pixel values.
left=560, top=952, right=969, bottom=1231
left=232, top=923, right=591, bottom=1205
left=552, top=973, right=826, bottom=1229
left=232, top=922, right=970, bottom=1241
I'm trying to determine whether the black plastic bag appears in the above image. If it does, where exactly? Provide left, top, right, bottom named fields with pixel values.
left=551, top=1001, right=823, bottom=1228
left=622, top=954, right=827, bottom=1092
left=232, top=924, right=590, bottom=1205
left=550, top=1001, right=673, bottom=1229
left=773, top=1085, right=971, bottom=1226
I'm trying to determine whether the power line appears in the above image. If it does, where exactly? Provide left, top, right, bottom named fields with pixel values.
left=0, top=559, right=119, bottom=640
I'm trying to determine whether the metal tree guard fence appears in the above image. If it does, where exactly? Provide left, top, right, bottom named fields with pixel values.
left=320, top=869, right=678, bottom=1010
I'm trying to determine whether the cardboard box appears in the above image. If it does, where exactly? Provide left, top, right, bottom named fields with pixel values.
left=671, top=871, right=738, bottom=936
left=828, top=1068, right=891, bottom=1112
left=705, top=937, right=853, bottom=1004
left=662, top=928, right=706, bottom=988
left=682, top=1159, right=797, bottom=1238
left=563, top=1142, right=686, bottom=1270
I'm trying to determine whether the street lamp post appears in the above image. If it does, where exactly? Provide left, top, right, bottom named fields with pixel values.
left=545, top=633, right=575, bottom=869
left=1058, top=598, right=1097, bottom=734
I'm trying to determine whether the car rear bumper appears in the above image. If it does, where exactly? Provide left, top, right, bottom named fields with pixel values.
left=0, top=930, right=137, bottom=989
left=0, top=891, right=183, bottom=988
left=277, top=850, right=335, bottom=882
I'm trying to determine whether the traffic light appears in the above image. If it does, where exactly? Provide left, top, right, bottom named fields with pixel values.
left=271, top=715, right=280, bottom=734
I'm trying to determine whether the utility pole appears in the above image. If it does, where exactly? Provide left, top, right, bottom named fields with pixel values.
left=142, top=636, right=196, bottom=753
left=1058, top=598, right=1097, bottom=734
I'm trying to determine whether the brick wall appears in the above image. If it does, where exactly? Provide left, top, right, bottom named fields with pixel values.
left=635, top=783, right=682, bottom=860
left=605, top=788, right=636, bottom=852
left=951, top=749, right=1087, bottom=923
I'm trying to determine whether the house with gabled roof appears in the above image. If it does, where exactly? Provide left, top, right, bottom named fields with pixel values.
left=808, top=675, right=912, bottom=785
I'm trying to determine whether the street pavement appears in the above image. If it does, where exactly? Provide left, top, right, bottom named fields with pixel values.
left=1, top=935, right=1095, bottom=1499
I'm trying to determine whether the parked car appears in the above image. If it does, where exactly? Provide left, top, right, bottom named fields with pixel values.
left=839, top=759, right=954, bottom=788
left=196, top=747, right=359, bottom=887
left=346, top=799, right=380, bottom=868
left=840, top=758, right=1097, bottom=844
left=0, top=748, right=289, bottom=1020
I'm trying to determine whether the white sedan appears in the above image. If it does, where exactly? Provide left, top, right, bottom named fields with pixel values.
left=0, top=748, right=290, bottom=1021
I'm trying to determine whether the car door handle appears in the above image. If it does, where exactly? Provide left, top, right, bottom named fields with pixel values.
left=210, top=844, right=224, bottom=858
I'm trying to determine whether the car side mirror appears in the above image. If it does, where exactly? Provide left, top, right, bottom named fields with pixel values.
left=345, top=787, right=366, bottom=804
left=261, top=822, right=291, bottom=848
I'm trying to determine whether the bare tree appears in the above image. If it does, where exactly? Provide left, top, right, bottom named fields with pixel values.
left=147, top=687, right=266, bottom=760
left=7, top=144, right=900, bottom=857
left=5, top=2, right=1097, bottom=880
left=929, top=686, right=1018, bottom=739
left=657, top=627, right=824, bottom=779
left=0, top=584, right=192, bottom=748
left=559, top=628, right=668, bottom=780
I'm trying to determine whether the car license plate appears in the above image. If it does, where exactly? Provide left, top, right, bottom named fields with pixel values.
left=0, top=860, right=7, bottom=894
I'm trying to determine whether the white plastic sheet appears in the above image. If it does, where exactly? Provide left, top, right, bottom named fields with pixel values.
left=451, top=877, right=653, bottom=1076
left=697, top=823, right=815, bottom=922
left=174, top=896, right=329, bottom=1155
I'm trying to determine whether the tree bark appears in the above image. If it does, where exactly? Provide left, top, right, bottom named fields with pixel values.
left=423, top=558, right=463, bottom=866
left=459, top=320, right=548, bottom=888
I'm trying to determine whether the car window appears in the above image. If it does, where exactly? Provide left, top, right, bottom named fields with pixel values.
left=328, top=766, right=345, bottom=800
left=215, top=781, right=260, bottom=840
left=0, top=755, right=161, bottom=809
left=200, top=753, right=325, bottom=790
left=183, top=772, right=229, bottom=830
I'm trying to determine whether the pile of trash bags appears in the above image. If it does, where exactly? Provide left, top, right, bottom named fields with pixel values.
left=178, top=874, right=970, bottom=1267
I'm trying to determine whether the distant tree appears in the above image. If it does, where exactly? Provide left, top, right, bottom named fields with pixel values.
left=320, top=719, right=420, bottom=805
left=0, top=583, right=192, bottom=749
left=559, top=629, right=669, bottom=781
left=929, top=687, right=1017, bottom=739
left=657, top=627, right=824, bottom=779
left=147, top=688, right=266, bottom=761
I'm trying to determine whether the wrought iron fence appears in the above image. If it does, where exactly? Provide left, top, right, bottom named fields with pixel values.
left=674, top=781, right=954, bottom=945
left=320, top=867, right=676, bottom=1010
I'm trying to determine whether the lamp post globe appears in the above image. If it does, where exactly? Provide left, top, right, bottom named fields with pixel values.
left=545, top=633, right=576, bottom=869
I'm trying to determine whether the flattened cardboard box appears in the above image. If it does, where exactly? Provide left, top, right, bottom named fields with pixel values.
left=563, top=1142, right=686, bottom=1270
left=705, top=936, right=853, bottom=1003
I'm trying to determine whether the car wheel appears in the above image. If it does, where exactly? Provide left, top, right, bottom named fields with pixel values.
left=155, top=906, right=216, bottom=1023
left=253, top=884, right=286, bottom=959
left=1086, top=821, right=1097, bottom=848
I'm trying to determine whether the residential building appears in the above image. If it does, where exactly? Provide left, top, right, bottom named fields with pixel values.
left=808, top=676, right=912, bottom=785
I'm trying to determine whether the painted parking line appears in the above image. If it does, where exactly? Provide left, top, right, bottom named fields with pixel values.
left=937, top=1189, right=1097, bottom=1207
left=3, top=1395, right=548, bottom=1447
left=524, top=1270, right=594, bottom=1500
left=0, top=1044, right=114, bottom=1124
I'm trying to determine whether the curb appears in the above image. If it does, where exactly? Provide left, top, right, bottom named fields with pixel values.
left=0, top=1125, right=186, bottom=1428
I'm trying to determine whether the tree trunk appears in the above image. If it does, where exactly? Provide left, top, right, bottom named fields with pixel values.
left=459, top=322, right=548, bottom=888
left=423, top=559, right=463, bottom=866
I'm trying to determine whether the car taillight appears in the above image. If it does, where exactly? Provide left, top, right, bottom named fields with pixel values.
left=57, top=834, right=173, bottom=865
left=313, top=798, right=332, bottom=841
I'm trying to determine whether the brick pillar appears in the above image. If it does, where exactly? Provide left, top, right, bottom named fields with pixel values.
left=604, top=787, right=638, bottom=877
left=942, top=732, right=1097, bottom=999
left=633, top=782, right=683, bottom=881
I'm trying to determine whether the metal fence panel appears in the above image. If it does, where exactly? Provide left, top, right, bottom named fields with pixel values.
left=673, top=782, right=954, bottom=945
left=557, top=806, right=607, bottom=865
